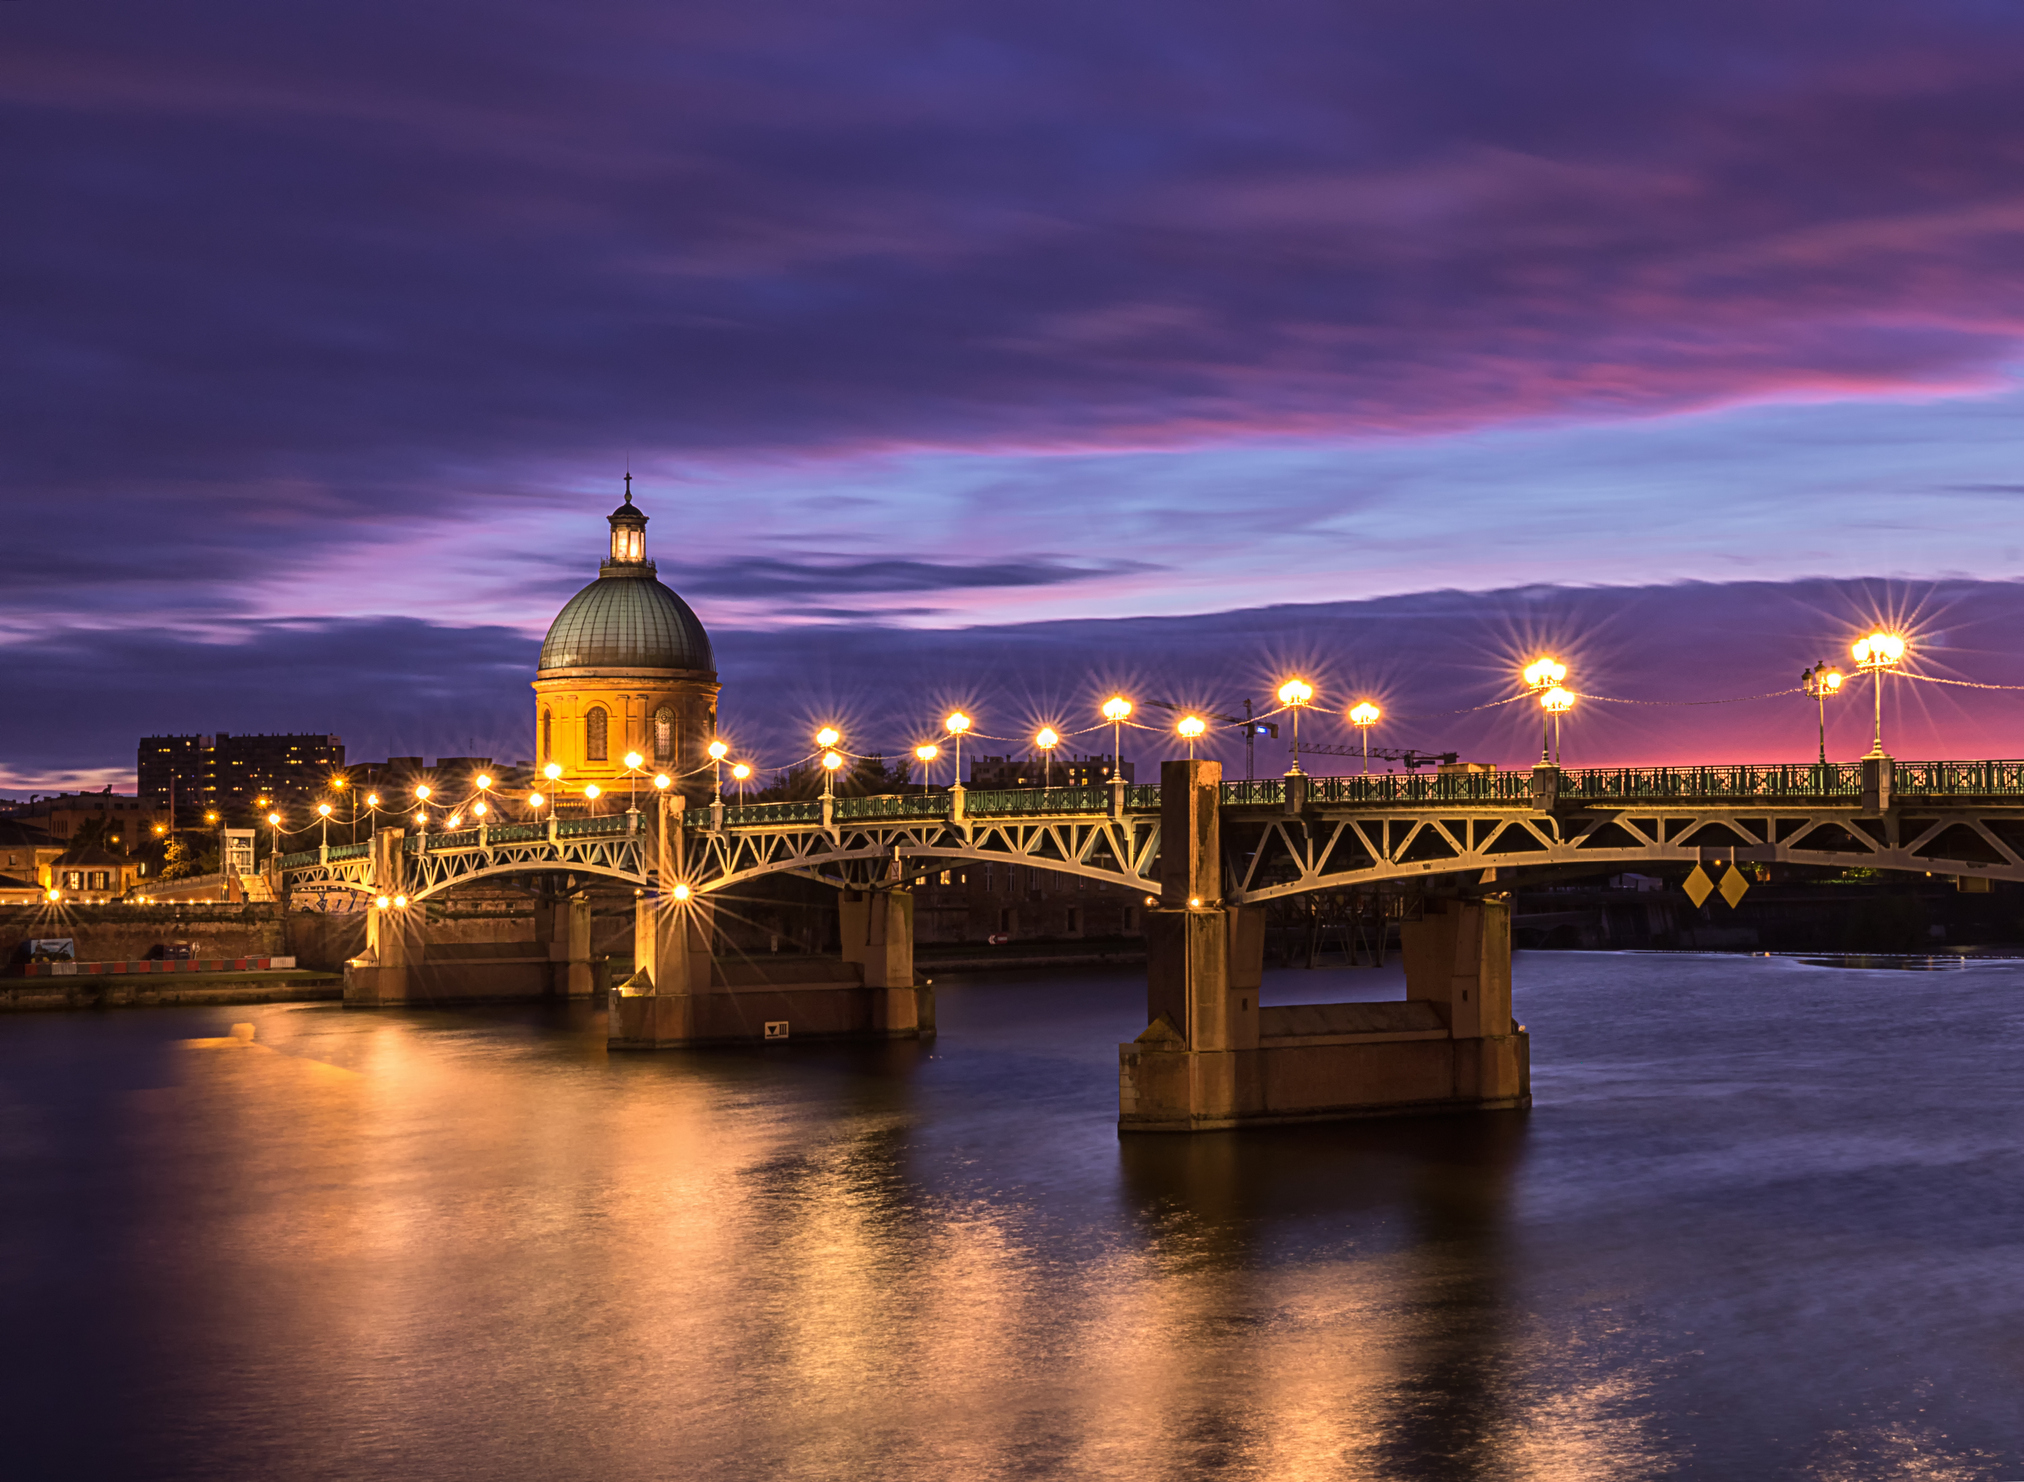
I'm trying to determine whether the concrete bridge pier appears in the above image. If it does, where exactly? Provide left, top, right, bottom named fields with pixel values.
left=1119, top=760, right=1530, bottom=1132
left=609, top=820, right=934, bottom=1050
left=535, top=888, right=594, bottom=998
left=343, top=828, right=412, bottom=1004
left=841, top=888, right=932, bottom=1036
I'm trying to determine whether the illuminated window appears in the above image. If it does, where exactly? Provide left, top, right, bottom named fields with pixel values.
left=654, top=707, right=674, bottom=765
left=541, top=709, right=552, bottom=761
left=586, top=707, right=608, bottom=762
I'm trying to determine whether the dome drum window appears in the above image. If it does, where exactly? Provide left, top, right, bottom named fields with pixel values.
left=654, top=708, right=674, bottom=765
left=586, top=706, right=609, bottom=762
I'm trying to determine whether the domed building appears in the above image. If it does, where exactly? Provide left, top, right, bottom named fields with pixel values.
left=534, top=482, right=720, bottom=805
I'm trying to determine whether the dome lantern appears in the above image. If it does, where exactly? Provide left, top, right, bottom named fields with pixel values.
left=605, top=473, right=650, bottom=573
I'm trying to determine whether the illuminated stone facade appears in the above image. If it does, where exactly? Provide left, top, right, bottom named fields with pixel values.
left=532, top=487, right=720, bottom=806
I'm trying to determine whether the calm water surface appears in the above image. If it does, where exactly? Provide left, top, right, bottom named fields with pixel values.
left=3, top=953, right=2021, bottom=1480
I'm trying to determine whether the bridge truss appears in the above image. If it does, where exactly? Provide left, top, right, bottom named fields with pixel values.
left=276, top=762, right=2024, bottom=903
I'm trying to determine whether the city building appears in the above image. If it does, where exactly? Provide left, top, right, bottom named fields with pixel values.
left=138, top=733, right=346, bottom=818
left=0, top=789, right=161, bottom=844
left=966, top=753, right=1135, bottom=788
left=0, top=820, right=62, bottom=899
left=533, top=482, right=719, bottom=805
left=47, top=843, right=136, bottom=903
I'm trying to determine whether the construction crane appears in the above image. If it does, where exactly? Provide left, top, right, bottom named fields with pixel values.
left=1296, top=744, right=1462, bottom=770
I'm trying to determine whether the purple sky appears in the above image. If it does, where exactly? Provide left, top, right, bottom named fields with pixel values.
left=7, top=2, right=2024, bottom=789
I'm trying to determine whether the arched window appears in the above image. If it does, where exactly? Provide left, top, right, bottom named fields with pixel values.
left=585, top=706, right=608, bottom=762
left=654, top=707, right=674, bottom=765
left=541, top=709, right=552, bottom=762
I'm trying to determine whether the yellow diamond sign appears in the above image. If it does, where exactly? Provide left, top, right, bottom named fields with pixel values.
left=1682, top=864, right=1715, bottom=907
left=1719, top=864, right=1751, bottom=909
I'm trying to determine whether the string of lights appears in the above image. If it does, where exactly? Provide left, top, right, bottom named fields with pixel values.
left=242, top=627, right=1975, bottom=838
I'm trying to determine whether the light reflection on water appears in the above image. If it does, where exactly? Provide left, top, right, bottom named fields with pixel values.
left=1, top=952, right=2020, bottom=1479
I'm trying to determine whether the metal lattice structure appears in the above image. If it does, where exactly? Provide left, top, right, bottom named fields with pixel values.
left=277, top=760, right=2024, bottom=902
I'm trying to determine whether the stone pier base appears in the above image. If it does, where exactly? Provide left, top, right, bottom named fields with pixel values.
left=1119, top=760, right=1530, bottom=1132
left=609, top=886, right=933, bottom=1049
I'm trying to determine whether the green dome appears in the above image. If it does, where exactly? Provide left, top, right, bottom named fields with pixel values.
left=539, top=575, right=715, bottom=674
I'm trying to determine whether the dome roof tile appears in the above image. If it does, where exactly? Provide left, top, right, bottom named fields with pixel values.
left=539, top=576, right=714, bottom=674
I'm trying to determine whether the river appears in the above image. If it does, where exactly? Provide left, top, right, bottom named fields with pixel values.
left=2, top=952, right=2019, bottom=1479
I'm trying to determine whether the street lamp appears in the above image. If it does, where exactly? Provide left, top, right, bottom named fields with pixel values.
left=1277, top=679, right=1313, bottom=774
left=1178, top=715, right=1206, bottom=759
left=1035, top=727, right=1060, bottom=789
left=816, top=728, right=843, bottom=799
left=584, top=783, right=602, bottom=815
left=944, top=712, right=972, bottom=786
left=266, top=810, right=282, bottom=863
left=914, top=743, right=939, bottom=791
left=528, top=790, right=546, bottom=822
left=731, top=762, right=752, bottom=802
left=622, top=751, right=646, bottom=814
left=1524, top=658, right=1569, bottom=764
left=1801, top=662, right=1845, bottom=765
left=707, top=739, right=728, bottom=805
left=1349, top=701, right=1382, bottom=774
left=1102, top=696, right=1132, bottom=782
left=1851, top=631, right=1907, bottom=757
left=1541, top=686, right=1574, bottom=765
left=317, top=801, right=332, bottom=848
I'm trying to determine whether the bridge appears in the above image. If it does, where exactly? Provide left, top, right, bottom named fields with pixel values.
left=282, top=756, right=2024, bottom=903
left=282, top=753, right=2024, bottom=1132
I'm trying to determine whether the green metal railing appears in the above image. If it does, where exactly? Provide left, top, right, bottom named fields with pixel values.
left=1557, top=763, right=1861, bottom=800
left=483, top=822, right=547, bottom=844
left=1894, top=760, right=2024, bottom=795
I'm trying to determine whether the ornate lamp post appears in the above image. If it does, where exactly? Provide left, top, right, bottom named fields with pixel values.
left=707, top=740, right=728, bottom=805
left=817, top=727, right=842, bottom=800
left=1524, top=657, right=1568, bottom=763
left=584, top=783, right=602, bottom=816
left=914, top=743, right=939, bottom=791
left=622, top=750, right=646, bottom=816
left=1102, top=695, right=1132, bottom=782
left=1541, top=686, right=1574, bottom=765
left=731, top=762, right=752, bottom=802
left=317, top=802, right=332, bottom=848
left=944, top=713, right=971, bottom=788
left=1177, top=715, right=1206, bottom=760
left=1800, top=662, right=1844, bottom=764
left=1349, top=701, right=1382, bottom=774
left=1277, top=679, right=1313, bottom=774
left=1851, top=632, right=1907, bottom=757
left=1035, top=727, right=1060, bottom=789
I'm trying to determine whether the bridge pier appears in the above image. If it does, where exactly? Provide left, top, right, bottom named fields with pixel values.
left=536, top=888, right=594, bottom=998
left=343, top=828, right=412, bottom=1004
left=609, top=820, right=934, bottom=1050
left=1119, top=761, right=1529, bottom=1132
